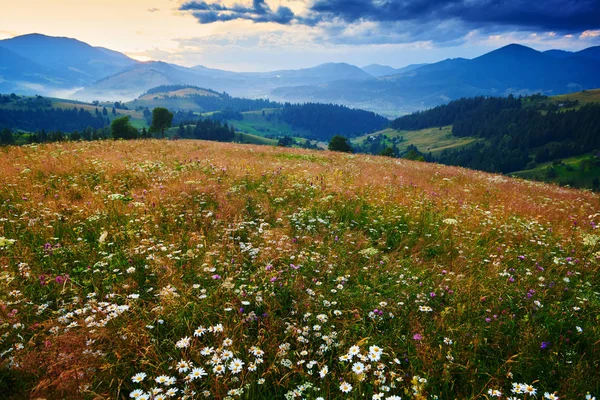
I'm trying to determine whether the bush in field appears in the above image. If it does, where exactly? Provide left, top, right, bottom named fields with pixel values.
left=328, top=135, right=353, bottom=153
left=111, top=116, right=139, bottom=140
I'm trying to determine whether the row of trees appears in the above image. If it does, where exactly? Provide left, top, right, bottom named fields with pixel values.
left=1, top=127, right=111, bottom=145
left=0, top=107, right=108, bottom=132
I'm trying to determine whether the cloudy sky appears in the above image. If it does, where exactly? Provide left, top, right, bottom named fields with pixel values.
left=1, top=0, right=599, bottom=71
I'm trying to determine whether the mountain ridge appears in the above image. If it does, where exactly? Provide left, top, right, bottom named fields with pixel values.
left=2, top=33, right=600, bottom=115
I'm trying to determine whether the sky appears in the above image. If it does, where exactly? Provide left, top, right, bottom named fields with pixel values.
left=1, top=0, right=599, bottom=71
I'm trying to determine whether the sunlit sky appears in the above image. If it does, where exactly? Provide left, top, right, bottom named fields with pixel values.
left=1, top=0, right=599, bottom=72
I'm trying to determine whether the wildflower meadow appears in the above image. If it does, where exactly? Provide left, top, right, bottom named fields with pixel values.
left=0, top=140, right=598, bottom=399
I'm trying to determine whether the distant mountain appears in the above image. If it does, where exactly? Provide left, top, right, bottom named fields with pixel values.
left=543, top=49, right=573, bottom=59
left=362, top=63, right=428, bottom=77
left=0, top=34, right=136, bottom=85
left=271, top=44, right=600, bottom=116
left=543, top=46, right=600, bottom=62
left=0, top=46, right=54, bottom=93
left=76, top=61, right=374, bottom=102
left=362, top=64, right=398, bottom=77
left=74, top=61, right=251, bottom=101
left=2, top=34, right=600, bottom=116
left=251, top=62, right=373, bottom=81
left=576, top=46, right=600, bottom=61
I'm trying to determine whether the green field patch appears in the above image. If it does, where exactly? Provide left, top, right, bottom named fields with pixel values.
left=352, top=126, right=479, bottom=155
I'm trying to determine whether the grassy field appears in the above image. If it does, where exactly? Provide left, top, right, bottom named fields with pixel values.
left=52, top=100, right=148, bottom=128
left=513, top=153, right=600, bottom=189
left=126, top=88, right=220, bottom=112
left=234, top=132, right=278, bottom=146
left=352, top=126, right=479, bottom=155
left=551, top=88, right=600, bottom=108
left=226, top=109, right=311, bottom=139
left=0, top=139, right=598, bottom=399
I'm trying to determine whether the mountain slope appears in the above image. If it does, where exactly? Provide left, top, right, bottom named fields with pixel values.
left=0, top=33, right=136, bottom=85
left=0, top=46, right=62, bottom=93
left=575, top=46, right=600, bottom=61
left=362, top=64, right=399, bottom=77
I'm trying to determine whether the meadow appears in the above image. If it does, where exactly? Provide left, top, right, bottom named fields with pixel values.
left=0, top=139, right=598, bottom=399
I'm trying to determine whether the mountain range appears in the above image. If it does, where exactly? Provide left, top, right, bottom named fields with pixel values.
left=1, top=33, right=600, bottom=116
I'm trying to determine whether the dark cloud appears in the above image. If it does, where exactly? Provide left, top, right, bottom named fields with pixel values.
left=180, top=0, right=298, bottom=24
left=180, top=0, right=600, bottom=33
left=309, top=0, right=600, bottom=33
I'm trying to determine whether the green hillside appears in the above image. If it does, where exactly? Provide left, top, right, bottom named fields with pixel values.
left=226, top=109, right=310, bottom=138
left=550, top=88, right=600, bottom=108
left=352, top=126, right=479, bottom=155
left=512, top=153, right=600, bottom=190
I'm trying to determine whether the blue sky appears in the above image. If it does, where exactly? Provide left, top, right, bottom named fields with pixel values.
left=1, top=0, right=599, bottom=71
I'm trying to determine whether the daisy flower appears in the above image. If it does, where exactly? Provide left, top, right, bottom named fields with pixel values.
left=229, top=358, right=244, bottom=374
left=189, top=367, right=207, bottom=380
left=348, top=345, right=361, bottom=356
left=340, top=381, right=353, bottom=393
left=194, top=326, right=206, bottom=337
left=213, top=364, right=226, bottom=375
left=131, top=372, right=146, bottom=383
left=352, top=362, right=365, bottom=375
left=130, top=389, right=145, bottom=398
left=319, top=365, right=328, bottom=378
left=175, top=336, right=191, bottom=349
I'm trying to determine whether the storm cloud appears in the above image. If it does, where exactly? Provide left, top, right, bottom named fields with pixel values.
left=180, top=0, right=298, bottom=24
left=180, top=0, right=600, bottom=34
left=309, top=0, right=600, bottom=33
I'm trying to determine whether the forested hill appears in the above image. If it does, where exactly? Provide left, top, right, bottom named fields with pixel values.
left=280, top=103, right=389, bottom=141
left=389, top=94, right=600, bottom=174
left=0, top=94, right=108, bottom=132
left=390, top=95, right=524, bottom=131
left=138, top=85, right=281, bottom=113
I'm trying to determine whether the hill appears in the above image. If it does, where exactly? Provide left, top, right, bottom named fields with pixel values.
left=361, top=63, right=429, bottom=77
left=0, top=33, right=137, bottom=95
left=1, top=139, right=598, bottom=398
left=377, top=92, right=600, bottom=189
left=0, top=93, right=148, bottom=133
left=551, top=88, right=600, bottom=107
left=0, top=46, right=56, bottom=93
left=351, top=126, right=478, bottom=156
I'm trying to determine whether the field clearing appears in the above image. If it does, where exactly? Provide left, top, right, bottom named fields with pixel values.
left=138, top=88, right=219, bottom=100
left=353, top=126, right=479, bottom=155
left=0, top=140, right=599, bottom=399
left=128, top=97, right=203, bottom=112
left=229, top=110, right=311, bottom=138
left=552, top=89, right=600, bottom=107
left=235, top=132, right=278, bottom=145
left=513, top=153, right=600, bottom=188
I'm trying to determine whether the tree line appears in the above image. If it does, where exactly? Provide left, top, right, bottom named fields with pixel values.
left=279, top=103, right=389, bottom=141
left=387, top=95, right=600, bottom=173
left=0, top=107, right=108, bottom=132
